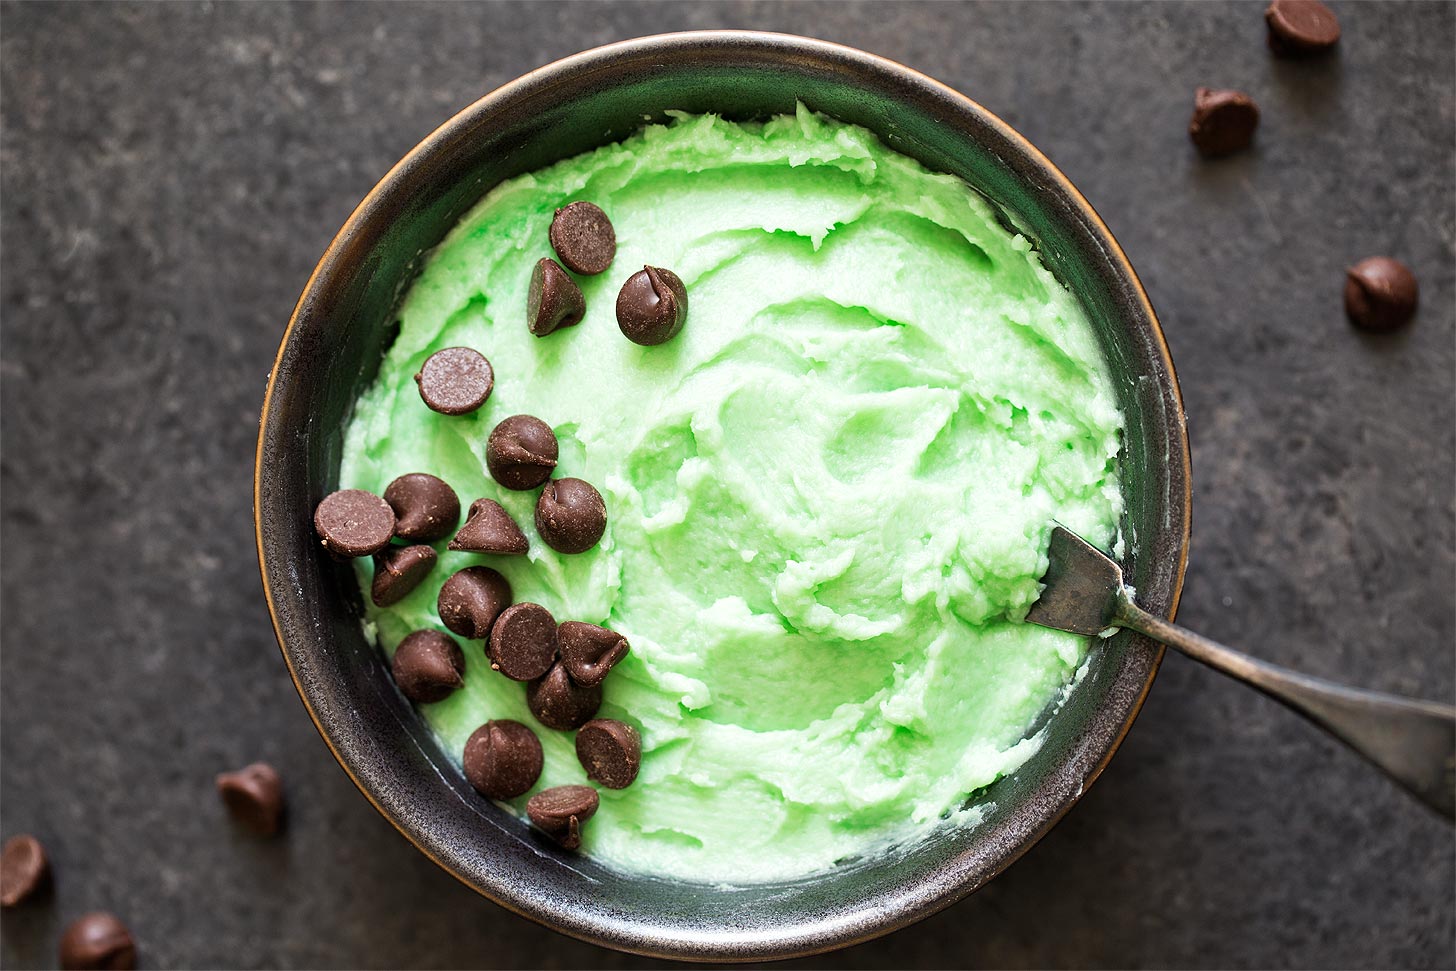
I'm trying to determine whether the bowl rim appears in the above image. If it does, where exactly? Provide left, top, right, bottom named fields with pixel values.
left=255, top=29, right=1191, bottom=962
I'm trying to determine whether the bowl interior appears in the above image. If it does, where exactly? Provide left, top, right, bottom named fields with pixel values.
left=256, top=31, right=1189, bottom=962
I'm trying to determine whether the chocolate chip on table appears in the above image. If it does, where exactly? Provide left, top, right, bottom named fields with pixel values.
left=314, top=489, right=396, bottom=558
left=575, top=718, right=641, bottom=790
left=528, top=258, right=587, bottom=337
left=616, top=265, right=688, bottom=346
left=526, top=785, right=600, bottom=850
left=415, top=346, right=494, bottom=415
left=527, top=662, right=603, bottom=731
left=486, top=414, right=559, bottom=490
left=488, top=602, right=559, bottom=682
left=1345, top=257, right=1419, bottom=331
left=1265, top=0, right=1340, bottom=56
left=1, top=834, right=49, bottom=908
left=463, top=720, right=543, bottom=799
left=391, top=629, right=466, bottom=703
left=371, top=544, right=437, bottom=607
left=1188, top=88, right=1260, bottom=157
left=558, top=621, right=630, bottom=687
left=216, top=762, right=285, bottom=837
left=448, top=498, right=529, bottom=555
left=535, top=478, right=607, bottom=554
left=59, top=912, right=136, bottom=971
left=437, top=566, right=513, bottom=640
left=384, top=473, right=460, bottom=542
left=549, top=201, right=617, bottom=275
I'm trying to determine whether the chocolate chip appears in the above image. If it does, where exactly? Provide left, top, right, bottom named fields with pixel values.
left=216, top=762, right=285, bottom=837
left=1265, top=0, right=1340, bottom=56
left=59, top=912, right=136, bottom=971
left=549, top=201, right=616, bottom=275
left=1, top=834, right=49, bottom=908
left=526, top=785, right=599, bottom=850
left=575, top=718, right=641, bottom=790
left=391, top=629, right=466, bottom=703
left=448, top=498, right=529, bottom=555
left=558, top=621, right=630, bottom=687
left=486, top=415, right=559, bottom=490
left=616, top=265, right=688, bottom=346
left=463, top=720, right=542, bottom=799
left=371, top=544, right=437, bottom=607
left=383, top=473, right=460, bottom=542
left=488, top=602, right=558, bottom=682
left=535, top=478, right=607, bottom=554
left=1188, top=88, right=1260, bottom=157
left=415, top=346, right=494, bottom=415
left=528, top=258, right=586, bottom=337
left=1345, top=257, right=1419, bottom=331
left=314, top=489, right=396, bottom=558
left=437, top=566, right=512, bottom=640
left=527, top=662, right=603, bottom=730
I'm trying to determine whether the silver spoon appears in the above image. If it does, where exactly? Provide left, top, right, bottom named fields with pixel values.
left=1027, top=525, right=1456, bottom=819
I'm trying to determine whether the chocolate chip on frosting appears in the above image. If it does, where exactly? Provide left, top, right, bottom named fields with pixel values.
left=616, top=265, right=688, bottom=346
left=383, top=473, right=460, bottom=543
left=575, top=718, right=641, bottom=790
left=1345, top=257, right=1419, bottom=331
left=59, top=912, right=136, bottom=971
left=487, top=602, right=558, bottom=682
left=1, top=834, right=49, bottom=908
left=463, top=720, right=543, bottom=800
left=558, top=621, right=629, bottom=687
left=437, top=566, right=512, bottom=640
left=371, top=544, right=437, bottom=607
left=549, top=201, right=616, bottom=275
left=448, top=498, right=529, bottom=555
left=314, top=489, right=396, bottom=558
left=1265, top=0, right=1340, bottom=56
left=528, top=257, right=586, bottom=337
left=415, top=346, right=494, bottom=415
left=391, top=629, right=466, bottom=703
left=535, top=478, right=607, bottom=554
left=486, top=415, right=559, bottom=491
left=216, top=762, right=285, bottom=837
left=1188, top=87, right=1260, bottom=157
left=526, top=785, right=599, bottom=850
left=527, top=662, right=603, bottom=731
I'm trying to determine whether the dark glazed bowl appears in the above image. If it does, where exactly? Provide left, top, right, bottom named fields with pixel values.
left=255, top=31, right=1191, bottom=962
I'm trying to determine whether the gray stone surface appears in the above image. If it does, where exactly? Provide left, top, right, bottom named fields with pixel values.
left=1, top=1, right=1452, bottom=967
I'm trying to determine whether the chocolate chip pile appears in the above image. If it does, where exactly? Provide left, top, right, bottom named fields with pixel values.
left=309, top=202, right=661, bottom=852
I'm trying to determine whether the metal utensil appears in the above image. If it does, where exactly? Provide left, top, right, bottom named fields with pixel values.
left=1027, top=525, right=1456, bottom=819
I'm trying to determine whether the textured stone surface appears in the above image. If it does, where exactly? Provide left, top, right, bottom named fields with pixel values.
left=1, top=2, right=1452, bottom=968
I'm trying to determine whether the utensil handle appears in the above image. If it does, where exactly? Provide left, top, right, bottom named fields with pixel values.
left=1115, top=590, right=1456, bottom=820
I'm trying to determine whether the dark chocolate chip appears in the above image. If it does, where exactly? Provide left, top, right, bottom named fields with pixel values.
left=371, top=544, right=437, bottom=607
left=1345, top=257, right=1419, bottom=331
left=216, top=762, right=285, bottom=837
left=1188, top=88, right=1260, bottom=157
left=0, top=834, right=49, bottom=908
left=415, top=346, right=494, bottom=415
left=448, top=498, right=529, bottom=555
left=486, top=415, right=559, bottom=491
left=558, top=621, right=630, bottom=687
left=59, top=912, right=135, bottom=971
left=1265, top=0, right=1340, bottom=56
left=391, top=629, right=466, bottom=703
left=437, top=566, right=512, bottom=640
left=488, top=602, right=559, bottom=682
left=463, top=720, right=542, bottom=800
left=528, top=258, right=586, bottom=337
left=313, top=489, right=395, bottom=558
left=383, top=473, right=460, bottom=542
left=535, top=478, right=607, bottom=554
left=527, top=662, right=603, bottom=730
left=549, top=201, right=617, bottom=275
left=575, top=718, right=641, bottom=790
left=615, top=265, right=688, bottom=346
left=526, top=785, right=599, bottom=850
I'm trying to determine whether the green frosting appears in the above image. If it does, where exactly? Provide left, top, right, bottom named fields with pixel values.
left=339, top=106, right=1123, bottom=883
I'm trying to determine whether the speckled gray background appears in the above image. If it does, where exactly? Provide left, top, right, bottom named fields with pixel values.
left=2, top=1, right=1452, bottom=968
